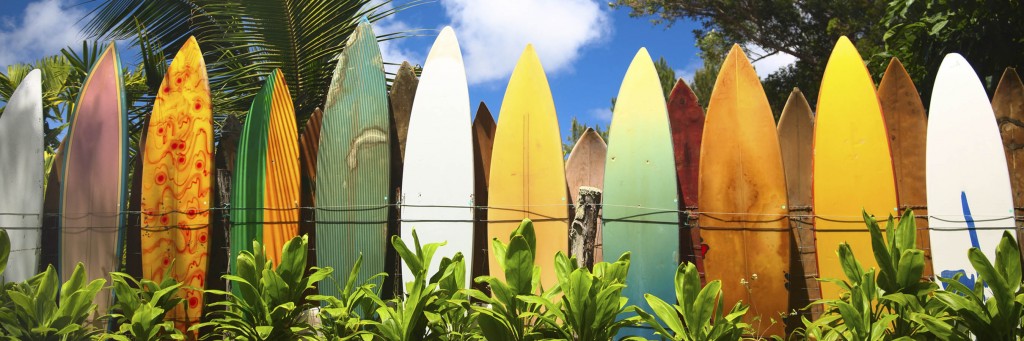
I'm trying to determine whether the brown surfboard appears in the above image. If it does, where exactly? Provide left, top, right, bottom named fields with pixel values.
left=299, top=108, right=323, bottom=269
left=878, top=57, right=932, bottom=278
left=993, top=67, right=1024, bottom=250
left=564, top=128, right=607, bottom=262
left=777, top=88, right=819, bottom=320
left=391, top=61, right=419, bottom=162
left=667, top=79, right=706, bottom=274
left=471, top=102, right=496, bottom=285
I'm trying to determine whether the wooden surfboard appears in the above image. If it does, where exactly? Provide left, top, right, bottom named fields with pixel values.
left=666, top=78, right=705, bottom=273
left=471, top=102, right=495, bottom=285
left=698, top=45, right=790, bottom=336
left=813, top=36, right=898, bottom=299
left=927, top=53, right=1015, bottom=291
left=139, top=37, right=212, bottom=331
left=564, top=128, right=607, bottom=262
left=206, top=115, right=241, bottom=297
left=59, top=42, right=128, bottom=316
left=231, top=69, right=300, bottom=269
left=41, top=142, right=65, bottom=273
left=0, top=69, right=43, bottom=282
left=488, top=44, right=568, bottom=290
left=316, top=18, right=391, bottom=298
left=299, top=107, right=323, bottom=269
left=126, top=115, right=151, bottom=280
left=400, top=27, right=473, bottom=286
left=993, top=67, right=1024, bottom=251
left=603, top=48, right=679, bottom=339
left=391, top=61, right=418, bottom=162
left=777, top=88, right=820, bottom=319
left=878, top=57, right=933, bottom=278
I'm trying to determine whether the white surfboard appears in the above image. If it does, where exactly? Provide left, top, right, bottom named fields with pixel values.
left=0, top=69, right=44, bottom=282
left=927, top=53, right=1015, bottom=291
left=400, top=26, right=473, bottom=287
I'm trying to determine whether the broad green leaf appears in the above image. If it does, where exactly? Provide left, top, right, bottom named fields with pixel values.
left=643, top=293, right=686, bottom=336
left=995, top=231, right=1021, bottom=293
left=0, top=229, right=9, bottom=276
left=505, top=235, right=533, bottom=295
left=895, top=249, right=925, bottom=289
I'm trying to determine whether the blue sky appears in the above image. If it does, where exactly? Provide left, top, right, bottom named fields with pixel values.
left=0, top=0, right=796, bottom=140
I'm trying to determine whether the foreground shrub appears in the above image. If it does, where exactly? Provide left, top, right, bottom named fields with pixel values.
left=100, top=266, right=186, bottom=340
left=630, top=261, right=749, bottom=341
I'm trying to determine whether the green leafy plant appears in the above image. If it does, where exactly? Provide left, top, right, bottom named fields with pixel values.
left=917, top=231, right=1023, bottom=340
left=467, top=219, right=560, bottom=341
left=0, top=262, right=105, bottom=340
left=524, top=251, right=639, bottom=340
left=371, top=230, right=478, bottom=340
left=99, top=266, right=186, bottom=340
left=313, top=254, right=383, bottom=340
left=630, top=261, right=750, bottom=341
left=195, top=234, right=331, bottom=340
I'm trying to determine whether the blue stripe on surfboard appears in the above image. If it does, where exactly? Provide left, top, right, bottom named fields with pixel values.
left=959, top=191, right=981, bottom=249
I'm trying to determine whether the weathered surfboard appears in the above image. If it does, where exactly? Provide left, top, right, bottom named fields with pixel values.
left=488, top=44, right=569, bottom=289
left=777, top=88, right=820, bottom=319
left=471, top=102, right=495, bottom=284
left=60, top=42, right=128, bottom=317
left=564, top=128, right=607, bottom=262
left=698, top=45, right=790, bottom=336
left=316, top=18, right=391, bottom=298
left=927, top=53, right=1015, bottom=291
left=666, top=78, right=705, bottom=273
left=993, top=67, right=1024, bottom=252
left=813, top=36, right=898, bottom=299
left=139, top=36, right=212, bottom=331
left=391, top=61, right=418, bottom=162
left=299, top=107, right=323, bottom=267
left=0, top=69, right=43, bottom=282
left=603, top=48, right=679, bottom=339
left=878, top=57, right=933, bottom=278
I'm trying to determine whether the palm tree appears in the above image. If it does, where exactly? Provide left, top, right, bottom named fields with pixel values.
left=83, top=0, right=413, bottom=124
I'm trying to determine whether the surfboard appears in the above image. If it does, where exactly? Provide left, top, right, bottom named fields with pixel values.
left=391, top=61, right=418, bottom=162
left=488, top=44, right=568, bottom=290
left=471, top=102, right=495, bottom=284
left=564, top=128, right=607, bottom=262
left=878, top=57, right=933, bottom=278
left=139, top=37, right=212, bottom=331
left=777, top=88, right=820, bottom=319
left=0, top=69, right=43, bottom=283
left=41, top=141, right=65, bottom=273
left=231, top=69, right=300, bottom=271
left=299, top=107, right=323, bottom=269
left=59, top=42, right=128, bottom=317
left=698, top=45, right=789, bottom=336
left=927, top=53, right=1015, bottom=291
left=206, top=115, right=241, bottom=296
left=125, top=115, right=150, bottom=280
left=603, top=48, right=679, bottom=339
left=666, top=78, right=705, bottom=273
left=992, top=67, right=1024, bottom=252
left=813, top=36, right=898, bottom=299
left=316, top=18, right=391, bottom=298
left=400, top=27, right=473, bottom=286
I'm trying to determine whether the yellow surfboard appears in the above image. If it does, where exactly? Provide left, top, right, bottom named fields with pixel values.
left=140, top=36, right=212, bottom=331
left=488, top=45, right=568, bottom=289
left=813, top=37, right=898, bottom=299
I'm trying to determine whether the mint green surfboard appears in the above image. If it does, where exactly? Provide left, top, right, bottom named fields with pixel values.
left=316, top=18, right=390, bottom=298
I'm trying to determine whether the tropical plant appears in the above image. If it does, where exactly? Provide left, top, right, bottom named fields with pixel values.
left=0, top=262, right=105, bottom=340
left=918, top=231, right=1023, bottom=340
left=195, top=235, right=332, bottom=340
left=371, top=230, right=478, bottom=340
left=84, top=0, right=412, bottom=123
left=467, top=219, right=561, bottom=341
left=629, top=261, right=749, bottom=341
left=313, top=254, right=383, bottom=340
left=524, top=251, right=640, bottom=340
left=100, top=266, right=186, bottom=341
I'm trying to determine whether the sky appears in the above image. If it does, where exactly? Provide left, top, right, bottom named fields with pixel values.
left=0, top=0, right=796, bottom=141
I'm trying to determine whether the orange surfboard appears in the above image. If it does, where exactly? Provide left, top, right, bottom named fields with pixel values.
left=698, top=45, right=790, bottom=336
left=139, top=37, right=213, bottom=330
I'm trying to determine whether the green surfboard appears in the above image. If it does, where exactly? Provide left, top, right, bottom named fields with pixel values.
left=231, top=72, right=274, bottom=277
left=316, top=18, right=390, bottom=298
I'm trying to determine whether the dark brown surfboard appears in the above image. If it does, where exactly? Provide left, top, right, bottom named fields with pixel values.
left=125, top=115, right=151, bottom=279
left=299, top=107, right=323, bottom=272
left=206, top=115, right=242, bottom=297
left=391, top=61, right=419, bottom=162
left=878, top=57, right=933, bottom=278
left=40, top=141, right=65, bottom=272
left=777, top=88, right=819, bottom=320
left=666, top=79, right=705, bottom=274
left=993, top=67, right=1024, bottom=251
left=471, top=102, right=496, bottom=287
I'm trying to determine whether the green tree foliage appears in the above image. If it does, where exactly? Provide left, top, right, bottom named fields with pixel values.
left=880, top=0, right=1024, bottom=101
left=562, top=117, right=609, bottom=157
left=689, top=30, right=729, bottom=111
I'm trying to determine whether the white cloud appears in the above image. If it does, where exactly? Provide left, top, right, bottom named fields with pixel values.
left=588, top=107, right=612, bottom=124
left=675, top=59, right=702, bottom=84
left=745, top=44, right=797, bottom=79
left=440, top=0, right=611, bottom=85
left=366, top=1, right=420, bottom=74
left=0, top=0, right=87, bottom=68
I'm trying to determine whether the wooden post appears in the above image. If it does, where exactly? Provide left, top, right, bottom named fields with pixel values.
left=570, top=186, right=601, bottom=269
